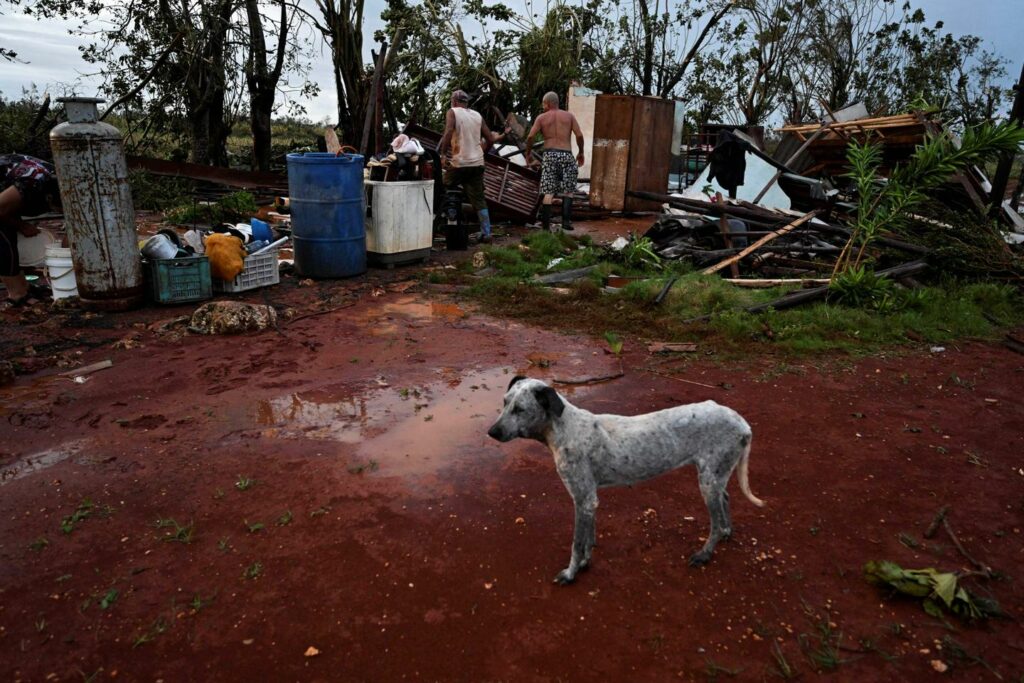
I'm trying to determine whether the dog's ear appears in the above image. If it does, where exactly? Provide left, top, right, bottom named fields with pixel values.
left=533, top=385, right=565, bottom=417
left=507, top=375, right=528, bottom=392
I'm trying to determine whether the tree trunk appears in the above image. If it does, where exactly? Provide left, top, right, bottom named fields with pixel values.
left=244, top=0, right=290, bottom=171
left=184, top=0, right=233, bottom=166
left=250, top=94, right=274, bottom=171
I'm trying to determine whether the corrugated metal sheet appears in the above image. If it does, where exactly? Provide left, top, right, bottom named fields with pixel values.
left=589, top=96, right=634, bottom=211
left=404, top=123, right=539, bottom=223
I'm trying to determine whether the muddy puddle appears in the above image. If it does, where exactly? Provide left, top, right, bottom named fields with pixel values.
left=0, top=439, right=90, bottom=485
left=357, top=296, right=468, bottom=336
left=255, top=367, right=511, bottom=477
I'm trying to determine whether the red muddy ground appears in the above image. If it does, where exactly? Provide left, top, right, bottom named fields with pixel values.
left=1, top=221, right=1023, bottom=682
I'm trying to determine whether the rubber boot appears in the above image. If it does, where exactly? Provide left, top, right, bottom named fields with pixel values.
left=540, top=203, right=551, bottom=232
left=560, top=197, right=574, bottom=231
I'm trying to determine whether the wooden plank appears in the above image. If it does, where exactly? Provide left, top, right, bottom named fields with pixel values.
left=701, top=211, right=820, bottom=275
left=723, top=278, right=830, bottom=288
left=60, top=359, right=113, bottom=377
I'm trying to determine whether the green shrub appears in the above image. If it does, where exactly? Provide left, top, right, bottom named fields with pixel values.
left=165, top=191, right=258, bottom=226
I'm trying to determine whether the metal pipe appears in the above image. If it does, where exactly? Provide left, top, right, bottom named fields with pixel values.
left=250, top=236, right=289, bottom=256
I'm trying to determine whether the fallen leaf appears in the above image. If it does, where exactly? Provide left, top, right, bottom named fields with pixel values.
left=304, top=646, right=320, bottom=657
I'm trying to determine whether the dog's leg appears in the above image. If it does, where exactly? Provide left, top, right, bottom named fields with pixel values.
left=689, top=469, right=730, bottom=567
left=555, top=491, right=598, bottom=585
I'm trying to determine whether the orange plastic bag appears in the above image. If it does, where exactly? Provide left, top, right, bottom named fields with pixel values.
left=205, top=233, right=246, bottom=281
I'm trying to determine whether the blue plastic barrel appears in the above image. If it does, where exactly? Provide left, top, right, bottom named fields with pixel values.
left=286, top=152, right=366, bottom=278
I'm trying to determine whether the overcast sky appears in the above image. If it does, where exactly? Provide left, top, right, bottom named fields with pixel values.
left=1, top=0, right=1021, bottom=123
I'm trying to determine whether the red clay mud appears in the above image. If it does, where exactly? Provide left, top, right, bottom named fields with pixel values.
left=1, top=228, right=1022, bottom=681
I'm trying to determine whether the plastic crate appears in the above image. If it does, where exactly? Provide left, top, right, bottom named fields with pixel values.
left=147, top=256, right=212, bottom=305
left=214, top=249, right=280, bottom=293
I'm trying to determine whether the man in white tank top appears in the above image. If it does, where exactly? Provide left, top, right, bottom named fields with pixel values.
left=439, top=90, right=495, bottom=242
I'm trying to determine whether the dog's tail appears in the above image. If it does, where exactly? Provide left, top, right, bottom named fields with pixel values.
left=738, top=438, right=765, bottom=507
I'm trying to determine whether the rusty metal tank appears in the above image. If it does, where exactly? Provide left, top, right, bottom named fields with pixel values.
left=50, top=97, right=143, bottom=310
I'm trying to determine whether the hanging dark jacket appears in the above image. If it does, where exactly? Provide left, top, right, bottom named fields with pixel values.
left=706, top=130, right=747, bottom=193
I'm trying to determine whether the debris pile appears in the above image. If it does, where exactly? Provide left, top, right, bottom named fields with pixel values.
left=628, top=106, right=1024, bottom=297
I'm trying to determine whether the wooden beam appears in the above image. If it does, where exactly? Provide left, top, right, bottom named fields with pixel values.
left=702, top=211, right=819, bottom=275
left=723, top=278, right=831, bottom=288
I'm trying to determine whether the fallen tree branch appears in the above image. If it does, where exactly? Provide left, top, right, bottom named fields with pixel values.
left=640, top=368, right=718, bottom=389
left=943, top=517, right=993, bottom=578
left=287, top=301, right=357, bottom=325
left=1003, top=333, right=1024, bottom=355
left=286, top=303, right=358, bottom=327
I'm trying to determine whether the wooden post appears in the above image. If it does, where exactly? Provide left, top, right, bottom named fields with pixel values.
left=713, top=192, right=740, bottom=277
left=360, top=41, right=389, bottom=157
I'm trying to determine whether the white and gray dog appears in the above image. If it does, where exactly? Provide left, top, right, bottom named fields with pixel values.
left=488, top=376, right=764, bottom=585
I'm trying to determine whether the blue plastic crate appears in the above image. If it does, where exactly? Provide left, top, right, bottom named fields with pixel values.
left=147, top=256, right=212, bottom=304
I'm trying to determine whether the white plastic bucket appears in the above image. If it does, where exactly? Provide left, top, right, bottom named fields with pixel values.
left=17, top=228, right=57, bottom=267
left=44, top=246, right=78, bottom=300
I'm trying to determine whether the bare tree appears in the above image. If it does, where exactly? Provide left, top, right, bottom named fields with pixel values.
left=311, top=0, right=368, bottom=143
left=730, top=0, right=809, bottom=126
left=614, top=0, right=736, bottom=98
left=243, top=0, right=289, bottom=171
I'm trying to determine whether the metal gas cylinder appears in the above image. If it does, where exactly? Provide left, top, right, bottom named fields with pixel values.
left=50, top=97, right=143, bottom=310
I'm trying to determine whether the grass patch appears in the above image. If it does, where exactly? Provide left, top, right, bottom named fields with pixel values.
left=769, top=641, right=799, bottom=679
left=60, top=498, right=111, bottom=535
left=165, top=190, right=258, bottom=227
left=99, top=588, right=119, bottom=611
left=798, top=601, right=853, bottom=672
left=347, top=460, right=379, bottom=475
left=154, top=518, right=195, bottom=544
left=189, top=592, right=215, bottom=612
left=444, top=233, right=1024, bottom=358
left=132, top=616, right=170, bottom=648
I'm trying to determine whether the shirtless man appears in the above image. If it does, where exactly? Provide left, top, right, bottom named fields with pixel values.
left=524, top=92, right=584, bottom=231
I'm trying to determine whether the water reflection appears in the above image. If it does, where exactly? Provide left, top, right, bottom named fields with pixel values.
left=254, top=368, right=509, bottom=476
